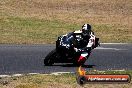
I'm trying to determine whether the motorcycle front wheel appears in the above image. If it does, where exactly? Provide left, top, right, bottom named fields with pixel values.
left=44, top=49, right=57, bottom=66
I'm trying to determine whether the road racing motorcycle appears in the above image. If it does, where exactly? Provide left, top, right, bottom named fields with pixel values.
left=44, top=33, right=100, bottom=66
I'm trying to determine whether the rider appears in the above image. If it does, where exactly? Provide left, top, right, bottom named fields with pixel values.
left=59, top=24, right=98, bottom=65
left=73, top=24, right=96, bottom=64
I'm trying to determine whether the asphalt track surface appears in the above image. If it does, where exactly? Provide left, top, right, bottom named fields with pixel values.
left=0, top=44, right=132, bottom=75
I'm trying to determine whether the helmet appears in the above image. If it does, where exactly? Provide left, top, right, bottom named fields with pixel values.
left=82, top=24, right=91, bottom=34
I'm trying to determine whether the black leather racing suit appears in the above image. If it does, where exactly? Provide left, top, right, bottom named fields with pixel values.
left=59, top=30, right=96, bottom=61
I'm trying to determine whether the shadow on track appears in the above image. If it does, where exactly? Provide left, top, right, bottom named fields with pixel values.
left=45, top=64, right=96, bottom=68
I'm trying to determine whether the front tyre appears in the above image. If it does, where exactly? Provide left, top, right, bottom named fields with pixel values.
left=44, top=49, right=56, bottom=66
left=44, top=57, right=54, bottom=66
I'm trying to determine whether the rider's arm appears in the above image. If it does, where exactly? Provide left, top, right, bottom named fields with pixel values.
left=86, top=32, right=95, bottom=49
left=74, top=32, right=95, bottom=52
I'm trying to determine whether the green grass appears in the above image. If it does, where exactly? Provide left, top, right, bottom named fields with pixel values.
left=86, top=70, right=132, bottom=75
left=0, top=0, right=131, bottom=44
left=0, top=16, right=131, bottom=44
left=0, top=16, right=80, bottom=44
left=93, top=24, right=132, bottom=43
left=0, top=71, right=132, bottom=88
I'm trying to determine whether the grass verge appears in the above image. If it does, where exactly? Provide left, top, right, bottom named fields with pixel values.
left=0, top=70, right=132, bottom=88
left=0, top=16, right=132, bottom=44
left=0, top=0, right=132, bottom=44
left=0, top=16, right=80, bottom=44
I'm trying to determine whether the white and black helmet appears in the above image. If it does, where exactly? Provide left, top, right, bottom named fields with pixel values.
left=82, top=24, right=91, bottom=34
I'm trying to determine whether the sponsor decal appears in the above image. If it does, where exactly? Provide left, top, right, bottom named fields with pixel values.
left=76, top=66, right=131, bottom=85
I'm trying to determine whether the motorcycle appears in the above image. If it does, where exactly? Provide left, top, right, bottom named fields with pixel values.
left=44, top=33, right=100, bottom=66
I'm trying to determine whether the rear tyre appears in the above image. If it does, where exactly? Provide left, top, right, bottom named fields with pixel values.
left=44, top=49, right=56, bottom=66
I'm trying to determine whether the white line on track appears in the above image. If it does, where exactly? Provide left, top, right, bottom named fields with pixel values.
left=0, top=75, right=11, bottom=78
left=0, top=72, right=75, bottom=77
left=0, top=70, right=128, bottom=77
left=12, top=74, right=23, bottom=77
left=51, top=72, right=74, bottom=75
left=28, top=73, right=40, bottom=75
left=101, top=43, right=129, bottom=44
left=95, top=47, right=127, bottom=50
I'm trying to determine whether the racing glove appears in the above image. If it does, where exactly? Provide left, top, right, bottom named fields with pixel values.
left=74, top=47, right=91, bottom=52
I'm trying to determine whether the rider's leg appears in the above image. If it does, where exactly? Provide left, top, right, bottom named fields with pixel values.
left=78, top=52, right=89, bottom=63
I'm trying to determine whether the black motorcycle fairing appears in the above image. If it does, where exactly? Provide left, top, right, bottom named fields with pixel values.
left=44, top=33, right=100, bottom=66
left=56, top=32, right=76, bottom=55
left=56, top=32, right=90, bottom=49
